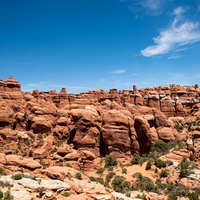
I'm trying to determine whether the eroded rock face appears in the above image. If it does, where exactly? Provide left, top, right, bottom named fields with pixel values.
left=0, top=76, right=198, bottom=159
left=134, top=116, right=151, bottom=154
left=69, top=109, right=102, bottom=156
left=102, top=110, right=132, bottom=157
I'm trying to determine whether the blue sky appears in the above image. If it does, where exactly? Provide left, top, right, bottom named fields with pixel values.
left=1, top=0, right=200, bottom=93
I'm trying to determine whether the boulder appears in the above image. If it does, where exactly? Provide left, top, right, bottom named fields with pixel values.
left=157, top=127, right=176, bottom=142
left=5, top=155, right=41, bottom=169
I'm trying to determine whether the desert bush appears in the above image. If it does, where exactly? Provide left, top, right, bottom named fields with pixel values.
left=112, top=176, right=130, bottom=193
left=152, top=140, right=169, bottom=154
left=135, top=194, right=144, bottom=199
left=0, top=168, right=6, bottom=176
left=131, top=154, right=141, bottom=165
left=106, top=172, right=116, bottom=182
left=104, top=155, right=118, bottom=168
left=146, top=161, right=151, bottom=170
left=96, top=168, right=105, bottom=174
left=179, top=156, right=190, bottom=178
left=63, top=192, right=70, bottom=197
left=122, top=168, right=127, bottom=174
left=11, top=173, right=22, bottom=180
left=112, top=176, right=125, bottom=193
left=189, top=154, right=195, bottom=161
left=3, top=190, right=14, bottom=200
left=168, top=193, right=178, bottom=200
left=23, top=152, right=27, bottom=157
left=66, top=163, right=72, bottom=168
left=96, top=178, right=104, bottom=185
left=108, top=166, right=113, bottom=171
left=38, top=133, right=43, bottom=139
left=167, top=160, right=174, bottom=166
left=90, top=176, right=104, bottom=185
left=132, top=172, right=143, bottom=180
left=188, top=192, right=199, bottom=200
left=37, top=187, right=46, bottom=198
left=175, top=123, right=183, bottom=133
left=56, top=140, right=63, bottom=147
left=40, top=161, right=46, bottom=169
left=49, top=148, right=57, bottom=155
left=28, top=150, right=33, bottom=157
left=160, top=170, right=168, bottom=178
left=154, top=159, right=166, bottom=169
left=155, top=178, right=167, bottom=191
left=75, top=172, right=82, bottom=180
left=135, top=175, right=157, bottom=193
left=0, top=190, right=3, bottom=198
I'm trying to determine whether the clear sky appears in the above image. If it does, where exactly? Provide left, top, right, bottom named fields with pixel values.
left=1, top=0, right=200, bottom=93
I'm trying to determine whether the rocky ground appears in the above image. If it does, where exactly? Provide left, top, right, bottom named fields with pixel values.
left=0, top=76, right=200, bottom=199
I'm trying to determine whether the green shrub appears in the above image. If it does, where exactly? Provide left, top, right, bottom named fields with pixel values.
left=38, top=133, right=43, bottom=139
left=0, top=190, right=3, bottom=198
left=122, top=168, right=127, bottom=174
left=95, top=177, right=104, bottom=185
left=23, top=152, right=27, bottom=157
left=112, top=176, right=125, bottom=193
left=104, top=155, right=118, bottom=168
left=37, top=187, right=46, bottom=198
left=108, top=166, right=113, bottom=171
left=96, top=168, right=105, bottom=174
left=155, top=178, right=167, bottom=191
left=26, top=141, right=30, bottom=146
left=132, top=172, right=143, bottom=180
left=3, top=190, right=14, bottom=200
left=66, top=163, right=72, bottom=168
left=188, top=125, right=192, bottom=132
left=49, top=148, right=57, bottom=155
left=106, top=172, right=116, bottom=182
left=75, top=172, right=82, bottom=180
left=154, top=159, right=166, bottom=169
left=0, top=168, right=6, bottom=176
left=180, top=156, right=190, bottom=178
left=155, top=168, right=158, bottom=173
left=135, top=194, right=143, bottom=199
left=89, top=177, right=104, bottom=185
left=175, top=123, right=183, bottom=133
left=0, top=181, right=13, bottom=188
left=160, top=170, right=168, bottom=178
left=40, top=161, right=46, bottom=169
left=189, top=154, right=195, bottom=161
left=131, top=153, right=141, bottom=165
left=56, top=140, right=63, bottom=147
left=134, top=175, right=157, bottom=193
left=28, top=150, right=33, bottom=157
left=167, top=183, right=176, bottom=192
left=167, top=160, right=174, bottom=166
left=168, top=193, right=178, bottom=200
left=146, top=161, right=152, bottom=170
left=188, top=192, right=199, bottom=200
left=11, top=173, right=22, bottom=180
left=63, top=192, right=70, bottom=197
left=152, top=140, right=169, bottom=154
left=126, top=192, right=131, bottom=197
left=13, top=138, right=17, bottom=142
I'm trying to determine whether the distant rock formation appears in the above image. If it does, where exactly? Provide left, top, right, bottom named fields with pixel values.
left=0, top=76, right=200, bottom=157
